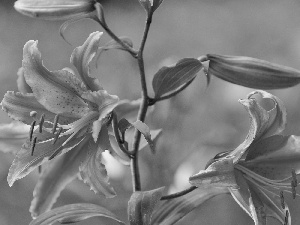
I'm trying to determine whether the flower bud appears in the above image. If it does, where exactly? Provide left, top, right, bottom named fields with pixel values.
left=14, top=0, right=96, bottom=20
left=207, top=54, right=300, bottom=89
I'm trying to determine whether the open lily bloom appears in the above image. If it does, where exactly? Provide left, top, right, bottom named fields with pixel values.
left=189, top=90, right=299, bottom=225
left=0, top=31, right=124, bottom=217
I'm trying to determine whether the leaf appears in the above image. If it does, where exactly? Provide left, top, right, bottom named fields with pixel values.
left=152, top=187, right=229, bottom=225
left=128, top=187, right=165, bottom=225
left=29, top=203, right=124, bottom=225
left=118, top=118, right=132, bottom=135
left=30, top=137, right=89, bottom=218
left=79, top=137, right=116, bottom=197
left=139, top=129, right=162, bottom=152
left=152, top=58, right=202, bottom=98
left=132, top=120, right=155, bottom=153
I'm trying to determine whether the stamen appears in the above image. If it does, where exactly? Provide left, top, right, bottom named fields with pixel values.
left=29, top=121, right=36, bottom=141
left=38, top=165, right=42, bottom=174
left=291, top=181, right=297, bottom=199
left=52, top=114, right=59, bottom=134
left=38, top=113, right=45, bottom=133
left=49, top=146, right=63, bottom=160
left=30, top=111, right=37, bottom=118
left=285, top=210, right=289, bottom=225
left=31, top=137, right=37, bottom=156
left=292, top=169, right=297, bottom=187
left=52, top=127, right=63, bottom=145
left=280, top=191, right=285, bottom=209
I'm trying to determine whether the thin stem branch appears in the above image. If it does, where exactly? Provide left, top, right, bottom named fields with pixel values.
left=150, top=77, right=196, bottom=105
left=160, top=186, right=197, bottom=201
left=130, top=11, right=154, bottom=192
left=112, top=112, right=132, bottom=157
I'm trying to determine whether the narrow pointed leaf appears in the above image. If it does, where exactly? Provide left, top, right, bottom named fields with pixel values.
left=29, top=203, right=124, bottom=225
left=152, top=58, right=202, bottom=98
left=132, top=120, right=155, bottom=153
left=128, top=187, right=165, bottom=225
left=152, top=187, right=229, bottom=225
left=30, top=137, right=89, bottom=218
left=79, top=138, right=116, bottom=197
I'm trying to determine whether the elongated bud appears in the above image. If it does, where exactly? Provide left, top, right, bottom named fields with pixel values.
left=207, top=54, right=300, bottom=89
left=14, top=0, right=96, bottom=20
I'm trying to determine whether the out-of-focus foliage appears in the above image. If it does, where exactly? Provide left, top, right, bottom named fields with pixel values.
left=1, top=0, right=300, bottom=225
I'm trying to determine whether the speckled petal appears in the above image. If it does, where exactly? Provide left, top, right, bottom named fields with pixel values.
left=7, top=128, right=84, bottom=187
left=30, top=136, right=89, bottom=218
left=71, top=31, right=103, bottom=91
left=1, top=91, right=75, bottom=125
left=243, top=135, right=300, bottom=180
left=189, top=157, right=238, bottom=189
left=22, top=40, right=89, bottom=118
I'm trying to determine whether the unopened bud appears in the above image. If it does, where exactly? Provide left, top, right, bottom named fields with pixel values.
left=207, top=54, right=300, bottom=89
left=14, top=0, right=97, bottom=20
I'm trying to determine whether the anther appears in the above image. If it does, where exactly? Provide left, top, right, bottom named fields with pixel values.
left=31, top=137, right=37, bottom=156
left=280, top=191, right=285, bottom=209
left=29, top=120, right=36, bottom=141
left=291, top=181, right=297, bottom=199
left=52, top=127, right=63, bottom=145
left=292, top=169, right=297, bottom=187
left=30, top=111, right=37, bottom=118
left=285, top=210, right=289, bottom=225
left=38, top=165, right=42, bottom=174
left=38, top=113, right=45, bottom=133
left=52, top=114, right=59, bottom=134
left=49, top=146, right=63, bottom=160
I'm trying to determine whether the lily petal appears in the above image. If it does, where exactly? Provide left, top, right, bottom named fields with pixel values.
left=0, top=122, right=29, bottom=154
left=247, top=90, right=286, bottom=139
left=1, top=91, right=75, bottom=125
left=22, top=40, right=89, bottom=118
left=189, top=158, right=239, bottom=189
left=7, top=129, right=84, bottom=186
left=30, top=137, right=88, bottom=218
left=229, top=96, right=269, bottom=163
left=17, top=67, right=32, bottom=94
left=70, top=31, right=104, bottom=91
left=79, top=137, right=116, bottom=198
left=243, top=135, right=300, bottom=180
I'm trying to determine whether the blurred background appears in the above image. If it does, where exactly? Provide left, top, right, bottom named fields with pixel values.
left=1, top=0, right=300, bottom=224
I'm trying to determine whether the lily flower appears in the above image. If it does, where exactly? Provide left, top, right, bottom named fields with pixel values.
left=0, top=31, right=123, bottom=217
left=189, top=90, right=299, bottom=225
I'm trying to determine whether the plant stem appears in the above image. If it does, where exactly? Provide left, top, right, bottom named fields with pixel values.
left=160, top=186, right=197, bottom=201
left=131, top=11, right=154, bottom=192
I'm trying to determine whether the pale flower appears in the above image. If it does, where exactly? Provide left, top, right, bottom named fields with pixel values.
left=0, top=31, right=120, bottom=218
left=190, top=90, right=299, bottom=225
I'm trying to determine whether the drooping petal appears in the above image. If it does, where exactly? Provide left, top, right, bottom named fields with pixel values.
left=243, top=135, right=300, bottom=180
left=229, top=98, right=269, bottom=163
left=247, top=90, right=286, bottom=139
left=189, top=157, right=238, bottom=189
left=1, top=91, right=75, bottom=125
left=70, top=31, right=104, bottom=91
left=229, top=91, right=287, bottom=163
left=79, top=137, right=116, bottom=198
left=7, top=129, right=84, bottom=186
left=30, top=137, right=88, bottom=218
left=22, top=40, right=89, bottom=118
left=0, top=122, right=29, bottom=154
